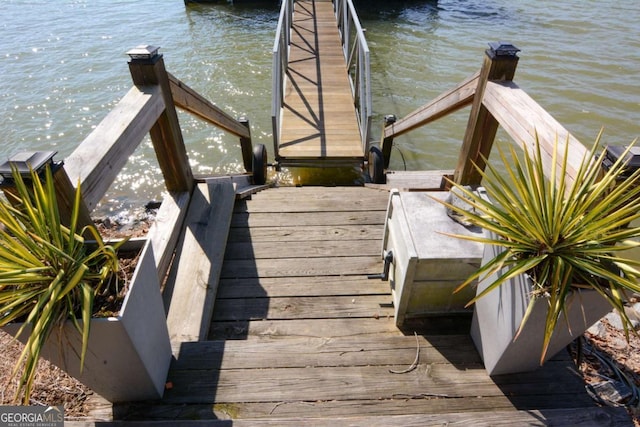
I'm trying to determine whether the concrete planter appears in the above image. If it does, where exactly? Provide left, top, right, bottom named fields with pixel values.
left=471, top=239, right=612, bottom=375
left=382, top=190, right=485, bottom=326
left=4, top=239, right=172, bottom=402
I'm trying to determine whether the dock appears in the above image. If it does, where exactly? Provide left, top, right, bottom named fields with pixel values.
left=76, top=187, right=628, bottom=425
left=6, top=1, right=635, bottom=425
left=272, top=0, right=371, bottom=168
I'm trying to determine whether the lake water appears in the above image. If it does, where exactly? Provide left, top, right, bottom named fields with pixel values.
left=0, top=0, right=638, bottom=216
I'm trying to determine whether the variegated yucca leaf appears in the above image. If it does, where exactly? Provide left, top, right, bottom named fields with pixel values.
left=436, top=132, right=640, bottom=363
left=0, top=165, right=127, bottom=404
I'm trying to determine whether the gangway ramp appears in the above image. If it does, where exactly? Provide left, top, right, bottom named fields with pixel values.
left=272, top=0, right=371, bottom=168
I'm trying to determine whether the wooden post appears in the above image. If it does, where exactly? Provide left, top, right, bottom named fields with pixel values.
left=453, top=42, right=520, bottom=186
left=381, top=115, right=396, bottom=170
left=238, top=117, right=253, bottom=173
left=127, top=45, right=193, bottom=193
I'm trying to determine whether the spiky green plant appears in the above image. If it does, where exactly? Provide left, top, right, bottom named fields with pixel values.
left=438, top=132, right=640, bottom=363
left=0, top=164, right=126, bottom=404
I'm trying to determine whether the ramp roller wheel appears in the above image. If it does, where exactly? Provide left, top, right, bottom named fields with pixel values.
left=252, top=144, right=268, bottom=185
left=368, top=146, right=385, bottom=184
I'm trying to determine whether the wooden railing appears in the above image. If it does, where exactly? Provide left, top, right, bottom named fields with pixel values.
left=167, top=73, right=253, bottom=173
left=380, top=42, right=589, bottom=188
left=335, top=0, right=372, bottom=152
left=271, top=0, right=294, bottom=157
left=55, top=46, right=253, bottom=279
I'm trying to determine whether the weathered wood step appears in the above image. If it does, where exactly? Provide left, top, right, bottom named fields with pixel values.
left=164, top=179, right=235, bottom=345
left=212, top=294, right=394, bottom=321
left=169, top=334, right=480, bottom=370
left=220, top=256, right=381, bottom=278
left=226, top=224, right=383, bottom=242
left=158, top=361, right=590, bottom=405
left=223, top=239, right=381, bottom=259
left=217, top=275, right=389, bottom=298
left=209, top=317, right=401, bottom=340
left=229, top=210, right=386, bottom=228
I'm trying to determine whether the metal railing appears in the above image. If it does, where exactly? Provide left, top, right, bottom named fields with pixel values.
left=335, top=0, right=372, bottom=153
left=271, top=0, right=294, bottom=159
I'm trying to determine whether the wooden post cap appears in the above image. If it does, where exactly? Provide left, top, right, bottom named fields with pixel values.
left=0, top=151, right=61, bottom=185
left=487, top=42, right=520, bottom=58
left=126, top=45, right=161, bottom=62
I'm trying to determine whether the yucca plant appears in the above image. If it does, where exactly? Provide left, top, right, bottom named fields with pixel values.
left=0, top=164, right=127, bottom=404
left=438, top=132, right=640, bottom=364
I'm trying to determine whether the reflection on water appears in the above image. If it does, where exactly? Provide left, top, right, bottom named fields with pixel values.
left=0, top=0, right=637, bottom=216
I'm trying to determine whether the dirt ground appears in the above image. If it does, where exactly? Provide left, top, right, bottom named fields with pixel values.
left=570, top=313, right=640, bottom=426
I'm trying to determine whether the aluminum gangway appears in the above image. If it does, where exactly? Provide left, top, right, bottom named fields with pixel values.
left=271, top=0, right=372, bottom=170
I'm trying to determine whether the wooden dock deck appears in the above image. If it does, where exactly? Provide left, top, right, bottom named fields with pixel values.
left=277, top=0, right=364, bottom=166
left=17, top=24, right=635, bottom=426
left=75, top=186, right=631, bottom=426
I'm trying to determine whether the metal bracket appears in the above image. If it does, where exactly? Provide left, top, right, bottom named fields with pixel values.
left=367, top=250, right=393, bottom=281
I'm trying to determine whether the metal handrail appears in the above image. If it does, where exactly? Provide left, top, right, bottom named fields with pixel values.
left=335, top=0, right=372, bottom=153
left=271, top=0, right=294, bottom=160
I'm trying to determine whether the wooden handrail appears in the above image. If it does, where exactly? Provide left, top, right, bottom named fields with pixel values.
left=167, top=72, right=250, bottom=139
left=380, top=70, right=479, bottom=170
left=383, top=70, right=480, bottom=140
left=482, top=80, right=587, bottom=187
left=64, top=84, right=165, bottom=211
left=379, top=42, right=590, bottom=191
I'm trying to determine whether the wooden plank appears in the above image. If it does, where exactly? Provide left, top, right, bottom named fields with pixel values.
left=148, top=190, right=190, bottom=281
left=223, top=240, right=380, bottom=259
left=383, top=71, right=480, bottom=139
left=165, top=179, right=235, bottom=345
left=106, top=399, right=616, bottom=423
left=217, top=276, right=390, bottom=298
left=482, top=80, right=589, bottom=188
left=234, top=184, right=271, bottom=200
left=454, top=50, right=519, bottom=186
left=220, top=256, right=382, bottom=278
left=226, top=224, right=383, bottom=242
left=243, top=189, right=390, bottom=202
left=234, top=199, right=387, bottom=213
left=129, top=54, right=193, bottom=194
left=209, top=317, right=401, bottom=340
left=230, top=210, right=386, bottom=228
left=65, top=407, right=634, bottom=426
left=64, top=85, right=165, bottom=211
left=160, top=362, right=590, bottom=404
left=171, top=334, right=480, bottom=370
left=236, top=194, right=388, bottom=213
left=51, top=166, right=93, bottom=230
left=168, top=72, right=250, bottom=138
left=212, top=295, right=393, bottom=321
left=245, top=186, right=387, bottom=196
left=367, top=170, right=453, bottom=191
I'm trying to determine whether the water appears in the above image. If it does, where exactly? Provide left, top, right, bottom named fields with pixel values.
left=0, top=0, right=638, bottom=216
